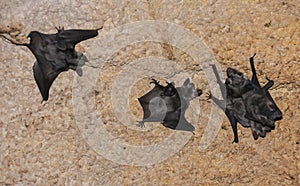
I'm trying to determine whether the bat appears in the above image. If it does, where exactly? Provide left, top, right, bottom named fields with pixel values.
left=244, top=53, right=282, bottom=124
left=225, top=67, right=254, bottom=98
left=137, top=78, right=202, bottom=132
left=209, top=54, right=282, bottom=143
left=0, top=26, right=102, bottom=102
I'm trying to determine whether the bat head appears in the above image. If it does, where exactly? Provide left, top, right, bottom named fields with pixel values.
left=270, top=107, right=282, bottom=121
left=243, top=92, right=280, bottom=128
left=261, top=97, right=283, bottom=122
left=77, top=53, right=87, bottom=67
left=27, top=31, right=42, bottom=43
left=64, top=52, right=88, bottom=76
left=162, top=82, right=177, bottom=97
left=177, top=78, right=202, bottom=104
left=226, top=67, right=247, bottom=85
left=226, top=67, right=243, bottom=77
left=226, top=67, right=254, bottom=97
left=74, top=53, right=88, bottom=76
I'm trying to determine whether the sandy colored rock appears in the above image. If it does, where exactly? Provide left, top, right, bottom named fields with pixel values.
left=0, top=0, right=299, bottom=185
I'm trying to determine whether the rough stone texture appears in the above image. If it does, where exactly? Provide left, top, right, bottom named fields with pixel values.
left=0, top=0, right=299, bottom=185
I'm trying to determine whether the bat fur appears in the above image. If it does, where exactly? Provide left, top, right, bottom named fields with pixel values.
left=209, top=54, right=282, bottom=143
left=1, top=26, right=102, bottom=102
left=138, top=78, right=202, bottom=132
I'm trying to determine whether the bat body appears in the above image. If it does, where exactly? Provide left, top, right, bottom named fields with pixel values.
left=1, top=27, right=102, bottom=101
left=210, top=54, right=282, bottom=143
left=138, top=78, right=202, bottom=132
left=244, top=54, right=282, bottom=125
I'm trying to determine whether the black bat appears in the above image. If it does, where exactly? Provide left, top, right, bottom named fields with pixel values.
left=137, top=78, right=202, bottom=132
left=1, top=26, right=102, bottom=102
left=243, top=54, right=282, bottom=124
left=209, top=54, right=282, bottom=143
left=225, top=70, right=276, bottom=141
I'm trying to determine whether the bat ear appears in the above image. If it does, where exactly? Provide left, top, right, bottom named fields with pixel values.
left=183, top=78, right=190, bottom=86
left=76, top=67, right=83, bottom=76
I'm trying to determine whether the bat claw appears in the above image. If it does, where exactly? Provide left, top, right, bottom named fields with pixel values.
left=136, top=121, right=145, bottom=128
left=150, top=79, right=159, bottom=85
left=96, top=26, right=103, bottom=31
left=55, top=26, right=64, bottom=32
left=265, top=76, right=272, bottom=81
left=232, top=139, right=238, bottom=143
left=206, top=91, right=212, bottom=100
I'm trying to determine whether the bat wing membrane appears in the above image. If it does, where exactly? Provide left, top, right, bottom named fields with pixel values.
left=33, top=57, right=61, bottom=101
left=56, top=29, right=99, bottom=50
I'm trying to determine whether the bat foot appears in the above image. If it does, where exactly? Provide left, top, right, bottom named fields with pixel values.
left=232, top=138, right=239, bottom=143
left=251, top=53, right=256, bottom=59
left=55, top=26, right=64, bottom=32
left=40, top=99, right=47, bottom=104
left=232, top=140, right=238, bottom=144
left=265, top=76, right=274, bottom=84
left=206, top=91, right=212, bottom=100
left=150, top=79, right=159, bottom=85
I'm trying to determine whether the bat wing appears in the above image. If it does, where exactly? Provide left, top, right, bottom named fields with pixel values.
left=9, top=29, right=98, bottom=102
left=227, top=97, right=274, bottom=141
left=138, top=85, right=166, bottom=121
left=249, top=53, right=261, bottom=87
left=29, top=32, right=82, bottom=101
left=56, top=29, right=99, bottom=50
left=175, top=119, right=195, bottom=132
left=33, top=58, right=61, bottom=101
left=138, top=96, right=152, bottom=120
left=210, top=64, right=227, bottom=99
left=163, top=111, right=195, bottom=132
left=161, top=86, right=196, bottom=132
left=225, top=109, right=240, bottom=143
left=251, top=121, right=275, bottom=140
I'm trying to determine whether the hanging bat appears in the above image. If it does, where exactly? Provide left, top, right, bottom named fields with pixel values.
left=0, top=26, right=102, bottom=102
left=137, top=78, right=202, bottom=132
left=243, top=53, right=282, bottom=125
left=209, top=54, right=282, bottom=143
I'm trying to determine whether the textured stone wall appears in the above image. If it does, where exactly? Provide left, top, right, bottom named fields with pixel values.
left=0, top=0, right=299, bottom=185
